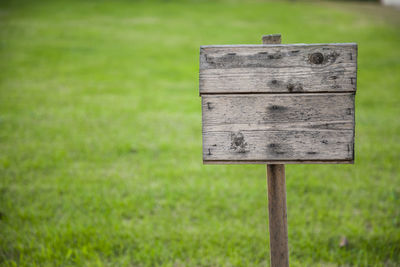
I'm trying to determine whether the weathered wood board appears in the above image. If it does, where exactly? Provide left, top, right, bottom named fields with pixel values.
left=200, top=44, right=357, bottom=94
left=200, top=43, right=357, bottom=164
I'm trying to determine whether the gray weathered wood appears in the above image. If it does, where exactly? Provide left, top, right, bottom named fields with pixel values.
left=202, top=93, right=354, bottom=129
left=202, top=93, right=354, bottom=162
left=203, top=129, right=353, bottom=161
left=199, top=43, right=357, bottom=94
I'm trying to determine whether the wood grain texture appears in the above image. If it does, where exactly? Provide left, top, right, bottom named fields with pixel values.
left=267, top=164, right=289, bottom=267
left=199, top=43, right=357, bottom=94
left=202, top=93, right=355, bottom=162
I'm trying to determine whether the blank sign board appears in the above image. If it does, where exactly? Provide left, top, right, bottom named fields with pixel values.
left=199, top=43, right=357, bottom=164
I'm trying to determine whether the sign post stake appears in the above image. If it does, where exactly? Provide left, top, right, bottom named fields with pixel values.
left=262, top=34, right=289, bottom=267
left=267, top=164, right=289, bottom=267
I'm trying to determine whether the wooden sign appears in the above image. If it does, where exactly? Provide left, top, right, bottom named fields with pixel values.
left=199, top=35, right=358, bottom=267
left=200, top=42, right=357, bottom=164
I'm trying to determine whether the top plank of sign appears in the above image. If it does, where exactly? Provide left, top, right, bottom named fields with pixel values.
left=199, top=43, right=357, bottom=95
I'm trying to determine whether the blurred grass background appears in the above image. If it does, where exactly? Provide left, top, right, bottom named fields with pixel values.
left=0, top=0, right=399, bottom=266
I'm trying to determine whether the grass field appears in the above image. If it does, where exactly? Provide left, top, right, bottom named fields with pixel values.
left=0, top=0, right=400, bottom=266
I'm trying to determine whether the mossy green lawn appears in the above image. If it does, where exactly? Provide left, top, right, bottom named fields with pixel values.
left=0, top=0, right=399, bottom=266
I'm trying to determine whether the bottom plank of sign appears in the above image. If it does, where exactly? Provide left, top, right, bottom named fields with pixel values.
left=202, top=130, right=354, bottom=162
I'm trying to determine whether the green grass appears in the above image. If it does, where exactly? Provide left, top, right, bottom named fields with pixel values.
left=0, top=0, right=399, bottom=266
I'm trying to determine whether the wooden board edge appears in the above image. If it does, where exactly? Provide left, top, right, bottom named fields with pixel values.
left=200, top=43, right=358, bottom=49
left=203, top=160, right=354, bottom=165
left=199, top=91, right=356, bottom=96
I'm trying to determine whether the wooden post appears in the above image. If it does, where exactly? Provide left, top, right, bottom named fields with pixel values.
left=267, top=164, right=289, bottom=267
left=263, top=34, right=289, bottom=267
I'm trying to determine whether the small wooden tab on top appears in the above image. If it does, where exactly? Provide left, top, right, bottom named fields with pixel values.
left=262, top=34, right=281, bottom=44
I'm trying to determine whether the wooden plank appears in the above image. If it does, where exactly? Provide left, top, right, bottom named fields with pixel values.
left=199, top=43, right=357, bottom=94
left=203, top=130, right=354, bottom=161
left=202, top=93, right=354, bottom=162
left=202, top=93, right=354, bottom=130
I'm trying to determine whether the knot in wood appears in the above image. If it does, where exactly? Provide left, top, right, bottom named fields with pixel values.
left=230, top=132, right=248, bottom=153
left=309, top=52, right=324, bottom=64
